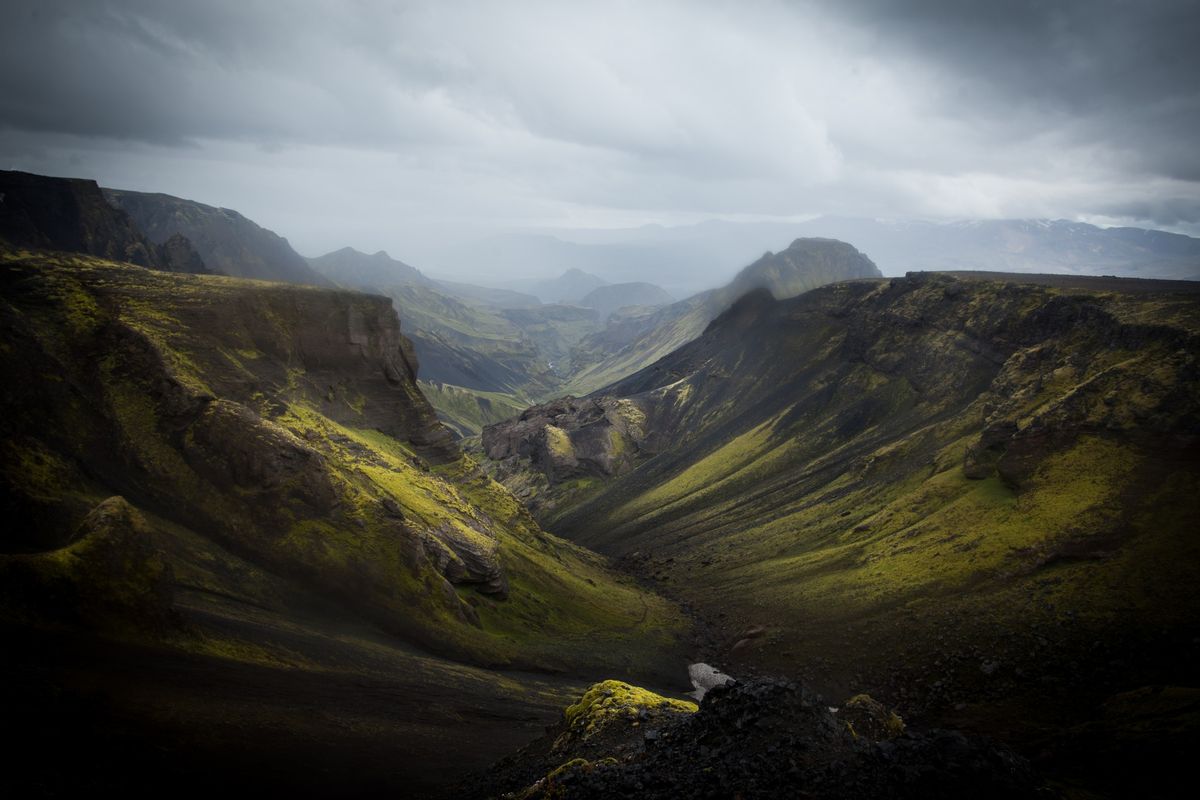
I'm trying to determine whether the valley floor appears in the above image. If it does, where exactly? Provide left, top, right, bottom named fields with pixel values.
left=2, top=599, right=588, bottom=798
left=4, top=522, right=1198, bottom=799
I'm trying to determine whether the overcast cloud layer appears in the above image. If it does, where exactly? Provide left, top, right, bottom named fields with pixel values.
left=2, top=0, right=1198, bottom=269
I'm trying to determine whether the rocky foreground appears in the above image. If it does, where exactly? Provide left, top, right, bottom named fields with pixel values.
left=468, top=676, right=1040, bottom=799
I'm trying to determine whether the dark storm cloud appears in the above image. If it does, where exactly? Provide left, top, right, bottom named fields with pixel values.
left=1, top=0, right=1197, bottom=258
left=0, top=0, right=452, bottom=147
left=828, top=0, right=1200, bottom=181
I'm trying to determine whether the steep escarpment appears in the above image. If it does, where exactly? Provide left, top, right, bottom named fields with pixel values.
left=104, top=188, right=327, bottom=285
left=565, top=237, right=882, bottom=394
left=0, top=170, right=207, bottom=273
left=0, top=246, right=686, bottom=675
left=486, top=271, right=1200, bottom=731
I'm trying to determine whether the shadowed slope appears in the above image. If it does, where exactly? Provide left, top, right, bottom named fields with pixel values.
left=565, top=238, right=882, bottom=394
left=490, top=271, right=1200, bottom=728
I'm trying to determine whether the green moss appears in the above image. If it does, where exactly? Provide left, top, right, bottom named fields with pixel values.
left=843, top=694, right=905, bottom=740
left=1, top=439, right=75, bottom=500
left=544, top=425, right=574, bottom=459
left=419, top=380, right=529, bottom=437
left=562, top=679, right=696, bottom=737
left=613, top=414, right=782, bottom=523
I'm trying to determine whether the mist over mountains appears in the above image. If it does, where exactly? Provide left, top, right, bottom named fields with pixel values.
left=426, top=217, right=1199, bottom=297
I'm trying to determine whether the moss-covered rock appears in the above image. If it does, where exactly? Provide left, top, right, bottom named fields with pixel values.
left=841, top=693, right=905, bottom=740
left=557, top=679, right=697, bottom=749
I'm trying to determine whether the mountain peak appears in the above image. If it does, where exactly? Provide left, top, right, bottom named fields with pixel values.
left=726, top=237, right=881, bottom=302
left=307, top=245, right=431, bottom=289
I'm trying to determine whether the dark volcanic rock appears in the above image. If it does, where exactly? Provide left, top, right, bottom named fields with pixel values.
left=184, top=399, right=339, bottom=513
left=483, top=395, right=648, bottom=483
left=1, top=170, right=161, bottom=268
left=475, top=678, right=1039, bottom=800
left=157, top=232, right=212, bottom=274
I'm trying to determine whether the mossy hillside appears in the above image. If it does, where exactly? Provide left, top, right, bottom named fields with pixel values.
left=418, top=379, right=530, bottom=437
left=536, top=273, right=1200, bottom=705
left=0, top=496, right=174, bottom=635
left=279, top=408, right=688, bottom=674
left=0, top=247, right=688, bottom=674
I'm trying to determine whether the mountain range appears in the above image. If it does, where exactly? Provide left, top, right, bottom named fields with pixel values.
left=421, top=217, right=1200, bottom=298
left=2, top=169, right=1198, bottom=798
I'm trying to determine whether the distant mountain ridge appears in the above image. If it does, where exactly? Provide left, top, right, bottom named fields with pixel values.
left=531, top=268, right=607, bottom=304
left=307, top=246, right=433, bottom=291
left=423, top=217, right=1199, bottom=296
left=566, top=237, right=883, bottom=394
left=578, top=282, right=674, bottom=321
left=105, top=188, right=328, bottom=285
left=789, top=217, right=1200, bottom=280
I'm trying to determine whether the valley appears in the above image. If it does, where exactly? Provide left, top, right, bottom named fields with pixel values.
left=2, top=168, right=1198, bottom=798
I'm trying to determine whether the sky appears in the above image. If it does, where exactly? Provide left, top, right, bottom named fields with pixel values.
left=2, top=0, right=1198, bottom=270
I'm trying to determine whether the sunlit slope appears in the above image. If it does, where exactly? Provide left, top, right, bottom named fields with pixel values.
left=0, top=246, right=686, bottom=675
left=547, top=272, right=1200, bottom=695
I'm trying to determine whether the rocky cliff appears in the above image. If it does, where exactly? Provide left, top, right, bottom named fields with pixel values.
left=0, top=170, right=208, bottom=273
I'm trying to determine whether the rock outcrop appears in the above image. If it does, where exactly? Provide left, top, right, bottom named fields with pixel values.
left=0, top=170, right=208, bottom=273
left=474, top=677, right=1038, bottom=799
left=483, top=396, right=649, bottom=490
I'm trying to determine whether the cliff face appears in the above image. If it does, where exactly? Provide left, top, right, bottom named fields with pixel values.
left=0, top=246, right=685, bottom=673
left=0, top=170, right=206, bottom=273
left=484, top=271, right=1200, bottom=712
left=104, top=188, right=327, bottom=285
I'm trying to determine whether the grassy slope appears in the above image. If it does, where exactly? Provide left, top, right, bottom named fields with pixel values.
left=565, top=299, right=709, bottom=396
left=0, top=246, right=687, bottom=678
left=420, top=379, right=532, bottom=437
left=545, top=274, right=1200, bottom=713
